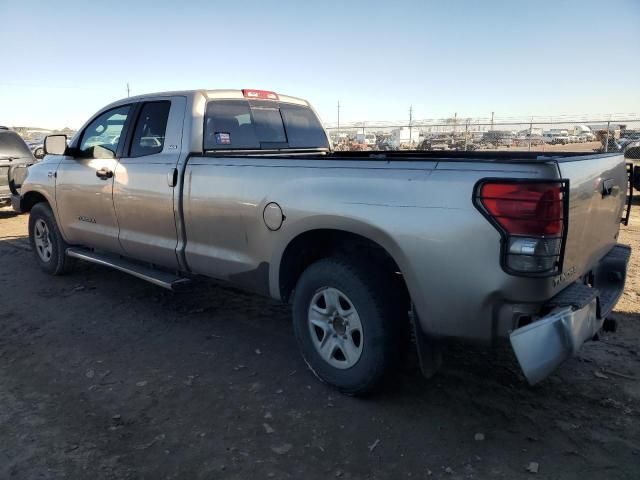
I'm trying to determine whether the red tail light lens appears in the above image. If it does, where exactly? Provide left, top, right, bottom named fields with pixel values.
left=475, top=180, right=568, bottom=276
left=479, top=183, right=563, bottom=236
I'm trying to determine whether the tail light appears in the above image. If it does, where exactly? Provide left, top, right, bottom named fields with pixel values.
left=242, top=89, right=279, bottom=100
left=474, top=180, right=568, bottom=276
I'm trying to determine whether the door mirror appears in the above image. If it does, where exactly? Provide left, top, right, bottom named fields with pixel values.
left=33, top=146, right=45, bottom=160
left=44, top=135, right=67, bottom=155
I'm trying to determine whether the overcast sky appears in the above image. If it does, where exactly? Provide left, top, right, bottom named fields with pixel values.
left=1, top=0, right=639, bottom=129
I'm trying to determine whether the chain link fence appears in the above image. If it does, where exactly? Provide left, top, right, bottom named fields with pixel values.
left=325, top=115, right=640, bottom=154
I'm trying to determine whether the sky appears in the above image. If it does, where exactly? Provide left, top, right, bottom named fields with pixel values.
left=1, top=0, right=639, bottom=129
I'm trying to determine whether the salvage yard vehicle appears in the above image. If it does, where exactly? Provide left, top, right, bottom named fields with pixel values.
left=12, top=89, right=633, bottom=395
left=481, top=130, right=514, bottom=147
left=0, top=127, right=36, bottom=205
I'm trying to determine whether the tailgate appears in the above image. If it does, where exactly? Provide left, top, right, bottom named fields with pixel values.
left=558, top=153, right=627, bottom=278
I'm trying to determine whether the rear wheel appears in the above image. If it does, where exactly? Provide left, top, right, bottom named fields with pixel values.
left=28, top=203, right=75, bottom=275
left=292, top=257, right=400, bottom=395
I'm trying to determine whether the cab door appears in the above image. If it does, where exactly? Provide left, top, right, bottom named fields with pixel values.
left=55, top=105, right=133, bottom=254
left=113, top=97, right=186, bottom=269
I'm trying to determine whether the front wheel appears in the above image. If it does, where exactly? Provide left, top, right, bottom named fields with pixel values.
left=292, top=257, right=400, bottom=395
left=28, top=202, right=75, bottom=275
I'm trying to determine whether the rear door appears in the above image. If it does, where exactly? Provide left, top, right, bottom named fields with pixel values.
left=113, top=96, right=186, bottom=269
left=558, top=153, right=627, bottom=278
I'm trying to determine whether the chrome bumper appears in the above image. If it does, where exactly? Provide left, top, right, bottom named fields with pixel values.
left=511, top=301, right=599, bottom=384
left=510, top=244, right=631, bottom=385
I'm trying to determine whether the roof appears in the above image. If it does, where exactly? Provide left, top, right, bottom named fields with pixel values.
left=113, top=89, right=309, bottom=107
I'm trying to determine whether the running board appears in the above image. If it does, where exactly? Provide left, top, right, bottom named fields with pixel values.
left=66, top=247, right=191, bottom=291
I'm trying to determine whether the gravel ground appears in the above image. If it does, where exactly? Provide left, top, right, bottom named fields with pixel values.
left=0, top=205, right=639, bottom=479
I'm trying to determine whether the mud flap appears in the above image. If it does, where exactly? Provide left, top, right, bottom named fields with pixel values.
left=410, top=305, right=442, bottom=378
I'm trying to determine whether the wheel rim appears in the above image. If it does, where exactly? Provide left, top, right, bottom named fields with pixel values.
left=307, top=287, right=364, bottom=369
left=34, top=218, right=53, bottom=262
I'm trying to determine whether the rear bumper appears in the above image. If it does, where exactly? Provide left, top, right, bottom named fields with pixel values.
left=510, top=244, right=631, bottom=384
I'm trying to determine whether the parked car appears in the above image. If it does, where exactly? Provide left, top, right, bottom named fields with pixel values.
left=13, top=89, right=632, bottom=395
left=0, top=127, right=36, bottom=205
left=481, top=130, right=514, bottom=147
left=544, top=132, right=570, bottom=145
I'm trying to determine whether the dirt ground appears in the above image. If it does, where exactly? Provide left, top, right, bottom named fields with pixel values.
left=0, top=204, right=638, bottom=480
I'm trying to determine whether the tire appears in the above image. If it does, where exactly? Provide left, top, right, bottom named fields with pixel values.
left=28, top=202, right=75, bottom=275
left=292, top=257, right=401, bottom=395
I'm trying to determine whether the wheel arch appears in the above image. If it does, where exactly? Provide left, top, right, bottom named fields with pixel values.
left=21, top=190, right=50, bottom=212
left=275, top=225, right=412, bottom=310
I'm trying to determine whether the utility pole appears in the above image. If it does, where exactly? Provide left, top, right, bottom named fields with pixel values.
left=409, top=105, right=413, bottom=145
left=126, top=82, right=130, bottom=98
left=490, top=111, right=494, bottom=131
left=464, top=119, right=469, bottom=151
left=337, top=100, right=340, bottom=134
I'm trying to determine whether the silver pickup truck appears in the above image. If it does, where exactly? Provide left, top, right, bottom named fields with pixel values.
left=12, top=89, right=632, bottom=395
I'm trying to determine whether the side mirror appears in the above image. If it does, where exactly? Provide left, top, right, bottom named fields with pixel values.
left=33, top=146, right=45, bottom=160
left=44, top=135, right=67, bottom=155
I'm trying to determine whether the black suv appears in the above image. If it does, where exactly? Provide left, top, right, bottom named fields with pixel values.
left=0, top=128, right=35, bottom=205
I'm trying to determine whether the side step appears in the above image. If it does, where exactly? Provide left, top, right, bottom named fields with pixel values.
left=66, top=247, right=191, bottom=291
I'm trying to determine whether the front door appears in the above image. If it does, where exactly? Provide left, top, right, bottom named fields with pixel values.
left=113, top=97, right=186, bottom=269
left=55, top=105, right=132, bottom=253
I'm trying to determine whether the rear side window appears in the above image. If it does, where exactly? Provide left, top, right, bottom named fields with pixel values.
left=281, top=104, right=329, bottom=149
left=204, top=100, right=328, bottom=150
left=130, top=101, right=170, bottom=157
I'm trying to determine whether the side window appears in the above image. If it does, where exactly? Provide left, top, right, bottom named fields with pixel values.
left=79, top=106, right=130, bottom=157
left=129, top=101, right=171, bottom=157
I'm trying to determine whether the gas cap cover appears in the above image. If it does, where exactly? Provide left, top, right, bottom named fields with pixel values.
left=263, top=202, right=284, bottom=231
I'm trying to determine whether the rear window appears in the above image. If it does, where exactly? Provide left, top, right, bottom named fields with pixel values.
left=204, top=100, right=328, bottom=151
left=280, top=104, right=329, bottom=148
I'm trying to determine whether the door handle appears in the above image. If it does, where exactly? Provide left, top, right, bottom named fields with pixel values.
left=96, top=168, right=113, bottom=180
